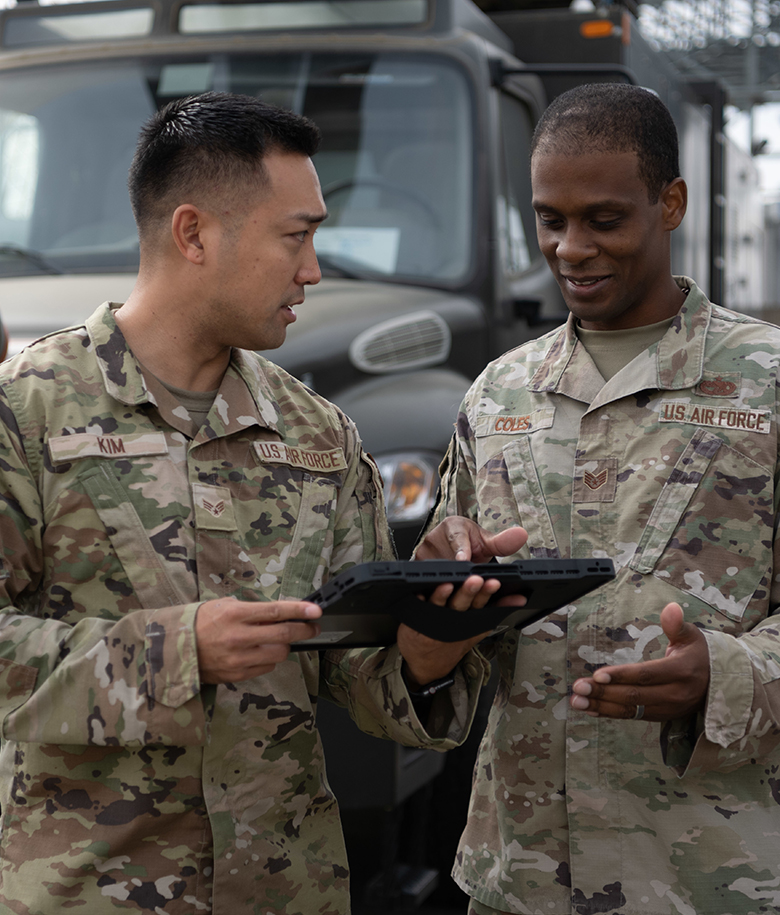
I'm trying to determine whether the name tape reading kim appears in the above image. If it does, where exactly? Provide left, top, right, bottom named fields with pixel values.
left=49, top=432, right=169, bottom=462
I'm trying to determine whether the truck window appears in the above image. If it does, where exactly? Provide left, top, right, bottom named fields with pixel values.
left=311, top=54, right=474, bottom=283
left=497, top=91, right=538, bottom=275
left=0, top=52, right=474, bottom=286
left=0, top=110, right=39, bottom=247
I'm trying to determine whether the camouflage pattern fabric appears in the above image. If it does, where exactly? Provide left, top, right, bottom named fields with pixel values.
left=424, top=278, right=780, bottom=915
left=0, top=302, right=487, bottom=914
left=468, top=900, right=512, bottom=915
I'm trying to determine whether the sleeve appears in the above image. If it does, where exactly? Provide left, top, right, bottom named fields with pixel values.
left=663, top=608, right=780, bottom=776
left=318, top=406, right=492, bottom=749
left=662, top=437, right=780, bottom=776
left=420, top=405, right=482, bottom=535
left=0, top=385, right=208, bottom=748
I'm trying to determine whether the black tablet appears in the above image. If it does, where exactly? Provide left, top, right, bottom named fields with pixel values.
left=291, top=558, right=615, bottom=650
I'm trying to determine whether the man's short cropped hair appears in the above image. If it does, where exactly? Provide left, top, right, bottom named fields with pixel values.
left=128, top=91, right=321, bottom=241
left=530, top=83, right=680, bottom=203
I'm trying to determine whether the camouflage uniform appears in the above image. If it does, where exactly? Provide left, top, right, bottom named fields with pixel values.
left=0, top=303, right=487, bottom=914
left=427, top=278, right=780, bottom=915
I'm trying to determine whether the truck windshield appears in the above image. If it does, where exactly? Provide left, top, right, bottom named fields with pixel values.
left=0, top=51, right=474, bottom=282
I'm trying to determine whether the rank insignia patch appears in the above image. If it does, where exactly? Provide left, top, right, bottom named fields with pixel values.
left=573, top=457, right=617, bottom=503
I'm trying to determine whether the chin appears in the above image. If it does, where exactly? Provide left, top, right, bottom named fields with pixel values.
left=249, top=334, right=286, bottom=352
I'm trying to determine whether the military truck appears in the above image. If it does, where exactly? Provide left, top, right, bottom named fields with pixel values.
left=0, top=0, right=745, bottom=557
left=0, top=0, right=544, bottom=556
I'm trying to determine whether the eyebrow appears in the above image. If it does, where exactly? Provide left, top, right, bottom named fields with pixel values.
left=532, top=199, right=630, bottom=212
left=291, top=210, right=329, bottom=224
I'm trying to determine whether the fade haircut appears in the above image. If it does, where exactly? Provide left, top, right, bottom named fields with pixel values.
left=530, top=83, right=680, bottom=203
left=128, top=91, right=321, bottom=244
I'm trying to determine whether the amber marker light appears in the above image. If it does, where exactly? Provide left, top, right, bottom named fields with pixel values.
left=580, top=20, right=616, bottom=38
left=376, top=452, right=440, bottom=524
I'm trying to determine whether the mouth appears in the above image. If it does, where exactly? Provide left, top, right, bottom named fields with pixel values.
left=282, top=300, right=302, bottom=322
left=561, top=274, right=612, bottom=298
left=563, top=274, right=611, bottom=288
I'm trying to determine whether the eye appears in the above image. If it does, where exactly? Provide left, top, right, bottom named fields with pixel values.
left=536, top=213, right=561, bottom=228
left=591, top=218, right=621, bottom=230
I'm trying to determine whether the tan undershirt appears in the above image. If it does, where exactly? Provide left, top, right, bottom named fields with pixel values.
left=142, top=365, right=219, bottom=428
left=576, top=316, right=675, bottom=381
left=162, top=381, right=218, bottom=428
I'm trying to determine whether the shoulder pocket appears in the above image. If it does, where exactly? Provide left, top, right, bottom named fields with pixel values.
left=630, top=428, right=773, bottom=621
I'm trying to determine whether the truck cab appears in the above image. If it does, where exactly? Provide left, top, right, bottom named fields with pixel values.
left=0, top=0, right=558, bottom=555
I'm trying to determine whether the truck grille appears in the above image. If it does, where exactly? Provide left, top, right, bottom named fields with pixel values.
left=349, top=311, right=451, bottom=374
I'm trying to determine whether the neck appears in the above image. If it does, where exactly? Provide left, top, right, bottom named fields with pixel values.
left=115, top=283, right=230, bottom=392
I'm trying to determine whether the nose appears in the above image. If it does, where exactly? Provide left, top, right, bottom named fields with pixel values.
left=554, top=224, right=598, bottom=266
left=298, top=242, right=322, bottom=287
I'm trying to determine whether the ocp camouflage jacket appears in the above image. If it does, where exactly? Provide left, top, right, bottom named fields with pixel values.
left=0, top=303, right=485, bottom=914
left=430, top=279, right=780, bottom=915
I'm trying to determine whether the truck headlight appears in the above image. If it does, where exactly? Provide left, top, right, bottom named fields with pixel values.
left=375, top=451, right=441, bottom=525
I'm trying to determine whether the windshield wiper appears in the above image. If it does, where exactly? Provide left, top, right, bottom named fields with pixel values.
left=0, top=244, right=64, bottom=275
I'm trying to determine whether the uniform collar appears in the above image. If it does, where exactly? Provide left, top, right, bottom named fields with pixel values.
left=528, top=277, right=711, bottom=404
left=87, top=302, right=285, bottom=438
left=655, top=277, right=710, bottom=390
left=87, top=302, right=150, bottom=405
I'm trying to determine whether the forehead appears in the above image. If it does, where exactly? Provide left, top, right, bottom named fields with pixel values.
left=531, top=148, right=648, bottom=208
left=245, top=151, right=325, bottom=219
left=266, top=152, right=322, bottom=197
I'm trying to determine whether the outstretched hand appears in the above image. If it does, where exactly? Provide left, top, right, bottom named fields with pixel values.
left=570, top=602, right=710, bottom=721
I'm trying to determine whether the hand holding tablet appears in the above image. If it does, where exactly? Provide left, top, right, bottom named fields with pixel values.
left=292, top=558, right=615, bottom=649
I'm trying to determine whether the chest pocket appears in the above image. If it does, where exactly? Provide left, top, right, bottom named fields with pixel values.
left=234, top=444, right=346, bottom=601
left=278, top=472, right=340, bottom=599
left=474, top=408, right=571, bottom=559
left=45, top=431, right=190, bottom=613
left=188, top=467, right=341, bottom=602
left=502, top=438, right=561, bottom=559
left=629, top=428, right=774, bottom=622
left=79, top=463, right=185, bottom=609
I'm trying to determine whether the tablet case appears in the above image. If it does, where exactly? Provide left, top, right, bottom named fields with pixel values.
left=292, top=558, right=615, bottom=650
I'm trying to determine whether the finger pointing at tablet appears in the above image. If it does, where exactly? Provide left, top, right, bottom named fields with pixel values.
left=415, top=518, right=528, bottom=563
left=415, top=518, right=528, bottom=608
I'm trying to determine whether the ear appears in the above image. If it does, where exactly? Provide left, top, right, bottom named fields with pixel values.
left=170, top=204, right=212, bottom=264
left=660, top=177, right=687, bottom=231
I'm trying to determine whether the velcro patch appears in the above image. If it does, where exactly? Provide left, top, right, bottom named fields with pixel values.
left=254, top=441, right=347, bottom=473
left=695, top=372, right=741, bottom=397
left=573, top=457, right=617, bottom=503
left=192, top=483, right=237, bottom=531
left=49, top=432, right=169, bottom=463
left=475, top=408, right=556, bottom=437
left=660, top=402, right=770, bottom=435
